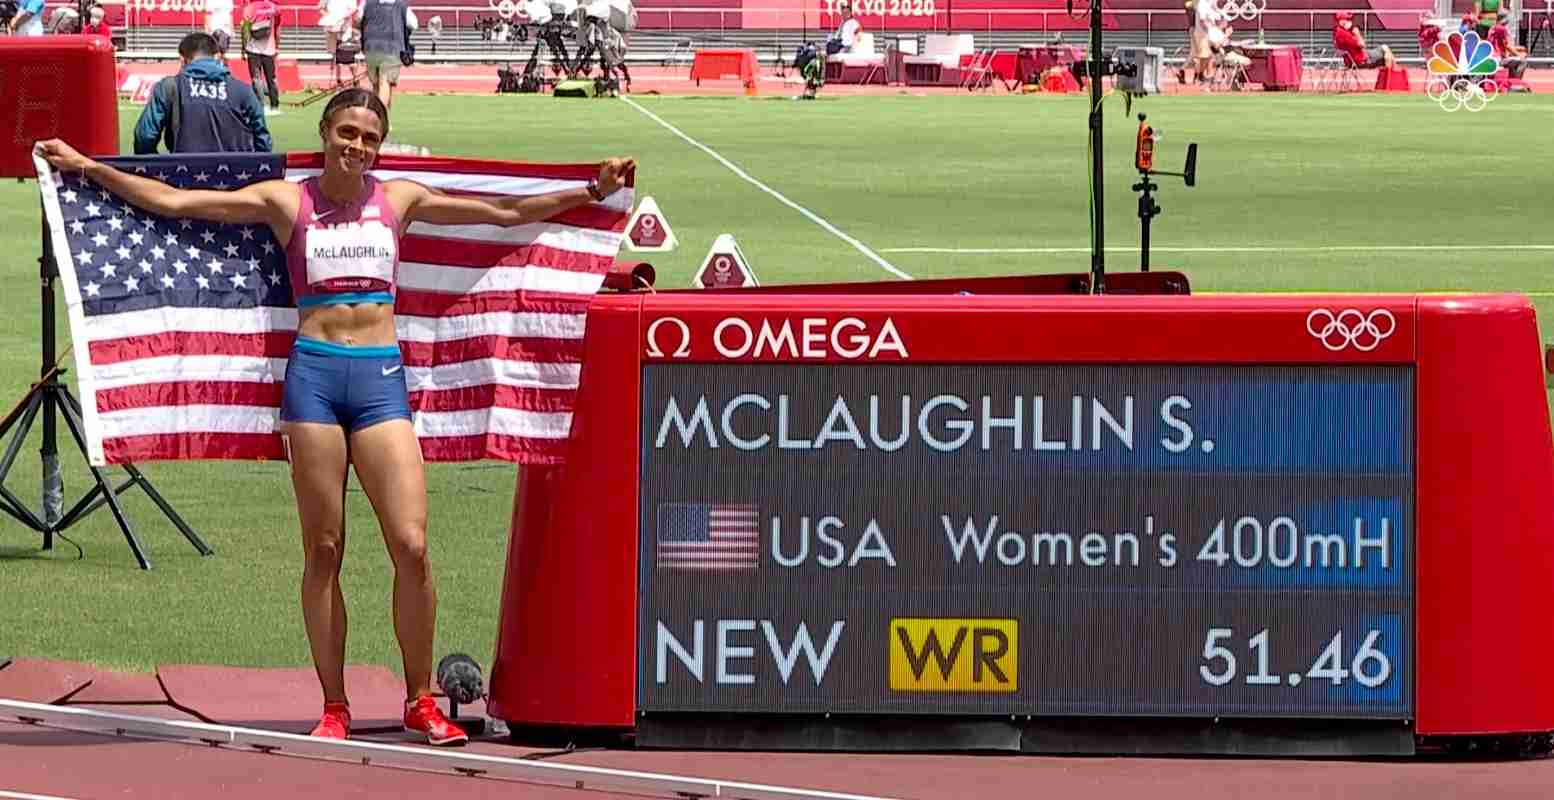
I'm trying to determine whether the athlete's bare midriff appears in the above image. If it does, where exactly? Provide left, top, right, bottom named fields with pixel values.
left=297, top=303, right=397, bottom=347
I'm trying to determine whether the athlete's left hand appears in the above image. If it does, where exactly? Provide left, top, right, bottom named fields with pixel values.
left=596, top=158, right=636, bottom=197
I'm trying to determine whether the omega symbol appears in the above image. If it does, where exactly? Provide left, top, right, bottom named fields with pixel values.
left=645, top=316, right=691, bottom=359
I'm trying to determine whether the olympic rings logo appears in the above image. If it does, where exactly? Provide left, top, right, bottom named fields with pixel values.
left=1427, top=75, right=1501, bottom=112
left=1306, top=309, right=1396, bottom=352
left=490, top=0, right=519, bottom=20
left=1214, top=0, right=1265, bottom=22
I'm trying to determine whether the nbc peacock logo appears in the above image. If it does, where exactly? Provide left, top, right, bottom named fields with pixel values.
left=1426, top=31, right=1501, bottom=112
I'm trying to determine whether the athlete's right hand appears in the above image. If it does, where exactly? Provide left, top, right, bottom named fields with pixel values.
left=35, top=140, right=95, bottom=174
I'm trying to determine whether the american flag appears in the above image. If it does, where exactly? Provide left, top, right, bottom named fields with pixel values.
left=656, top=503, right=760, bottom=570
left=35, top=151, right=633, bottom=466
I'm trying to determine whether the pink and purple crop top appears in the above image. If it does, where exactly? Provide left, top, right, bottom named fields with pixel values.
left=285, top=176, right=402, bottom=308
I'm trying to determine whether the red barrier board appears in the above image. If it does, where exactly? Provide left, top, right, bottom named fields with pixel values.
left=488, top=291, right=1554, bottom=754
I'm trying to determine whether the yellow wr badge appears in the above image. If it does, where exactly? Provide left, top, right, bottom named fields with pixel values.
left=888, top=618, right=1018, bottom=692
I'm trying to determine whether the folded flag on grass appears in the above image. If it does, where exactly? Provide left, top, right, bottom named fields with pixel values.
left=35, top=151, right=633, bottom=466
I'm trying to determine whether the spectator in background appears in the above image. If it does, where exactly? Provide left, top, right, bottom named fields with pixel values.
left=1488, top=21, right=1527, bottom=79
left=360, top=0, right=412, bottom=110
left=1470, top=0, right=1502, bottom=36
left=243, top=0, right=283, bottom=116
left=319, top=0, right=361, bottom=86
left=82, top=4, right=112, bottom=39
left=133, top=33, right=272, bottom=154
left=47, top=6, right=80, bottom=33
left=1181, top=0, right=1201, bottom=82
left=1417, top=12, right=1442, bottom=54
left=206, top=0, right=235, bottom=59
left=826, top=1, right=860, bottom=56
left=1333, top=11, right=1396, bottom=70
left=1187, top=0, right=1224, bottom=83
left=8, top=0, right=43, bottom=36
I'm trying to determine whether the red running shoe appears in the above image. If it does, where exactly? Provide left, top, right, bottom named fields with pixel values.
left=310, top=702, right=351, bottom=739
left=404, top=695, right=468, bottom=746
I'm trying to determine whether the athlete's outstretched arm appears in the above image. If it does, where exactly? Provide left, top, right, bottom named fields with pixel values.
left=398, top=157, right=635, bottom=228
left=34, top=139, right=294, bottom=230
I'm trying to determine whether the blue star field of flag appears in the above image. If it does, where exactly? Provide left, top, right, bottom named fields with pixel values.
left=55, top=153, right=294, bottom=317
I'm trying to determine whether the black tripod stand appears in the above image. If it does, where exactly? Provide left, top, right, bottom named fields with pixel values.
left=1131, top=114, right=1197, bottom=272
left=572, top=20, right=631, bottom=94
left=1070, top=0, right=1202, bottom=289
left=0, top=206, right=212, bottom=570
left=520, top=22, right=577, bottom=92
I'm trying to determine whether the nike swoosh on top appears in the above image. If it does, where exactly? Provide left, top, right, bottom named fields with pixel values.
left=381, top=364, right=402, bottom=376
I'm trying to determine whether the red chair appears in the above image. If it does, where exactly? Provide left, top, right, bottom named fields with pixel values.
left=960, top=49, right=999, bottom=92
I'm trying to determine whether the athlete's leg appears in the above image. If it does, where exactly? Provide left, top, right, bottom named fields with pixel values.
left=349, top=418, right=434, bottom=699
left=286, top=421, right=352, bottom=705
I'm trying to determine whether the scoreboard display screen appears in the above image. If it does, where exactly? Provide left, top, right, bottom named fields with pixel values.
left=637, top=363, right=1414, bottom=719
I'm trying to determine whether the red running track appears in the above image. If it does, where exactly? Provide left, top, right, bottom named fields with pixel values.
left=4, top=658, right=1554, bottom=799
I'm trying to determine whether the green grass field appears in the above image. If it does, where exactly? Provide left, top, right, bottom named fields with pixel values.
left=1, top=91, right=1550, bottom=674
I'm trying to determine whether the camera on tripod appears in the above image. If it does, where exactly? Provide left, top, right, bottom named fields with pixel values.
left=495, top=0, right=635, bottom=96
left=573, top=0, right=635, bottom=94
left=791, top=42, right=824, bottom=98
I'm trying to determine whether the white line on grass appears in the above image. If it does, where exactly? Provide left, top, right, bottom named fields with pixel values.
left=883, top=244, right=1554, bottom=254
left=620, top=96, right=912, bottom=280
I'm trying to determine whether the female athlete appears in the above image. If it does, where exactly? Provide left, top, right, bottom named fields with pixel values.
left=36, top=88, right=634, bottom=746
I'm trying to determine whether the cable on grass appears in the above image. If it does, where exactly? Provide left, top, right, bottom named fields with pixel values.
left=54, top=531, right=84, bottom=560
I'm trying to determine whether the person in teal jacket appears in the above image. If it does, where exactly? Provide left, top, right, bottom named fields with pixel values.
left=133, top=33, right=272, bottom=154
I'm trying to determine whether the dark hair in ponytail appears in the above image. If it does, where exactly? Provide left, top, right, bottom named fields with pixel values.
left=319, top=89, right=390, bottom=138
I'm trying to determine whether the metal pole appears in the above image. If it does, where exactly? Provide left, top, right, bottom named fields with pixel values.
left=1138, top=181, right=1151, bottom=272
left=1088, top=0, right=1105, bottom=294
left=38, top=209, right=62, bottom=537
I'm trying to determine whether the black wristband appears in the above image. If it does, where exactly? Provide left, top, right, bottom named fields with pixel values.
left=586, top=179, right=606, bottom=202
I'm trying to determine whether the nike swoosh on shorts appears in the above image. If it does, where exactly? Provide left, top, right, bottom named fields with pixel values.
left=382, top=364, right=402, bottom=376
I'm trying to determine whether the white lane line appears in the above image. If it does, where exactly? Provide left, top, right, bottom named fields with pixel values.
left=883, top=244, right=1554, bottom=254
left=0, top=700, right=899, bottom=800
left=0, top=791, right=88, bottom=800
left=620, top=95, right=912, bottom=280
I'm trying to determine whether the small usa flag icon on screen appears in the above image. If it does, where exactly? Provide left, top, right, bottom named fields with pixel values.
left=656, top=503, right=759, bottom=571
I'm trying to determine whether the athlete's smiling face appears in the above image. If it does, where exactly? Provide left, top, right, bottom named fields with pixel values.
left=319, top=107, right=385, bottom=177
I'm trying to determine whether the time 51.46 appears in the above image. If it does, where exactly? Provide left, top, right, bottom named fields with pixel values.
left=1198, top=628, right=1393, bottom=688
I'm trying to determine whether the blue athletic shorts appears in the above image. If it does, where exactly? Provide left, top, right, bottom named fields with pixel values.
left=280, top=337, right=413, bottom=432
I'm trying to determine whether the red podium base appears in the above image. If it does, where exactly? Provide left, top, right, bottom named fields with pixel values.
left=488, top=286, right=1554, bottom=755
